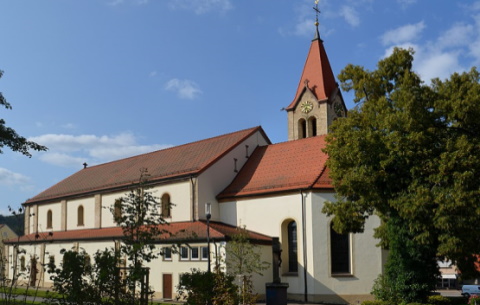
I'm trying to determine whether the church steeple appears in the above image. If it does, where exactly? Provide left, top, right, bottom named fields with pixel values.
left=286, top=2, right=346, bottom=141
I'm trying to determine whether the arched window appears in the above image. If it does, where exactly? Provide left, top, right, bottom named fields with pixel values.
left=20, top=256, right=26, bottom=271
left=77, top=205, right=84, bottom=226
left=309, top=117, right=317, bottom=137
left=114, top=199, right=122, bottom=223
left=161, top=194, right=171, bottom=218
left=298, top=119, right=307, bottom=139
left=330, top=223, right=350, bottom=274
left=46, top=210, right=53, bottom=229
left=84, top=254, right=91, bottom=272
left=287, top=221, right=298, bottom=273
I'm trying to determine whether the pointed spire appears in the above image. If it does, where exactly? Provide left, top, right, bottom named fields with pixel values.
left=285, top=2, right=337, bottom=111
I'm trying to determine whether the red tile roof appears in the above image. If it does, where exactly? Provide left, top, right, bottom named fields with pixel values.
left=218, top=135, right=333, bottom=199
left=26, top=127, right=269, bottom=204
left=286, top=37, right=338, bottom=110
left=5, top=221, right=272, bottom=245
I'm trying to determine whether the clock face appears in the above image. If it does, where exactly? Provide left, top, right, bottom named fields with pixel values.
left=300, top=101, right=313, bottom=114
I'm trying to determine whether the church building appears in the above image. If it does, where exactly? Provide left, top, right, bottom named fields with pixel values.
left=5, top=21, right=385, bottom=304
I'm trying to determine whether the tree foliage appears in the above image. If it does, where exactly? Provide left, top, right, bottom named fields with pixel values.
left=323, top=48, right=480, bottom=300
left=48, top=248, right=101, bottom=305
left=110, top=168, right=170, bottom=298
left=225, top=227, right=270, bottom=277
left=176, top=268, right=239, bottom=305
left=225, top=227, right=270, bottom=305
left=48, top=248, right=131, bottom=305
left=0, top=70, right=47, bottom=157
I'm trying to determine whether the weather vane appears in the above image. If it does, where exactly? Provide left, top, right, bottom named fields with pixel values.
left=313, top=0, right=320, bottom=27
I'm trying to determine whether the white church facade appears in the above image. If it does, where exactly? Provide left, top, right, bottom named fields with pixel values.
left=5, top=26, right=386, bottom=304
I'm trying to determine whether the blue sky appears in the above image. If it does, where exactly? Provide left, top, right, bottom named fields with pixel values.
left=1, top=0, right=480, bottom=214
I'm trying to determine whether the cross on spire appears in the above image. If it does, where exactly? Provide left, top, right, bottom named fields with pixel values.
left=313, top=0, right=320, bottom=27
left=313, top=0, right=321, bottom=40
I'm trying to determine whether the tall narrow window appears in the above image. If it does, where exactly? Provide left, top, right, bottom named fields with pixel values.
left=77, top=205, right=84, bottom=226
left=114, top=199, right=122, bottom=223
left=330, top=223, right=350, bottom=274
left=163, top=247, right=172, bottom=261
left=84, top=255, right=91, bottom=272
left=47, top=210, right=53, bottom=229
left=298, top=119, right=307, bottom=139
left=180, top=246, right=189, bottom=261
left=20, top=256, right=26, bottom=271
left=288, top=221, right=298, bottom=273
left=309, top=117, right=317, bottom=137
left=161, top=194, right=171, bottom=218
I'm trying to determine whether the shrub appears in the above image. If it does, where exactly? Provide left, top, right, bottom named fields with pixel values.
left=428, top=295, right=451, bottom=305
left=361, top=300, right=394, bottom=305
left=469, top=295, right=480, bottom=305
left=176, top=268, right=238, bottom=305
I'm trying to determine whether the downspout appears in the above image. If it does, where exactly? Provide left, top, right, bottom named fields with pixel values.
left=301, top=189, right=308, bottom=303
left=190, top=176, right=196, bottom=221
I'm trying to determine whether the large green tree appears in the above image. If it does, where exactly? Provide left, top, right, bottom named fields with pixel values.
left=323, top=48, right=480, bottom=302
left=111, top=168, right=170, bottom=302
left=0, top=70, right=47, bottom=156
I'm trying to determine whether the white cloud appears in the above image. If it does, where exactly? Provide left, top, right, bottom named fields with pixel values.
left=339, top=6, right=360, bottom=27
left=416, top=51, right=462, bottom=82
left=381, top=21, right=425, bottom=46
left=436, top=23, right=473, bottom=50
left=168, top=0, right=233, bottom=15
left=61, top=123, right=76, bottom=130
left=397, top=0, right=417, bottom=8
left=29, top=133, right=172, bottom=168
left=149, top=71, right=157, bottom=77
left=0, top=168, right=30, bottom=186
left=89, top=144, right=169, bottom=160
left=293, top=19, right=315, bottom=37
left=107, top=0, right=124, bottom=6
left=470, top=1, right=480, bottom=11
left=165, top=78, right=202, bottom=100
left=38, top=153, right=87, bottom=168
left=380, top=20, right=472, bottom=82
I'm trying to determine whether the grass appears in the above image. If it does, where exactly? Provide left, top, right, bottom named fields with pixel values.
left=0, top=286, right=175, bottom=305
left=0, top=287, right=60, bottom=299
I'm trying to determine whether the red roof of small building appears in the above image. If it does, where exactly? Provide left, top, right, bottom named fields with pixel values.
left=286, top=36, right=338, bottom=110
left=5, top=221, right=272, bottom=245
left=218, top=135, right=333, bottom=199
left=26, top=127, right=269, bottom=204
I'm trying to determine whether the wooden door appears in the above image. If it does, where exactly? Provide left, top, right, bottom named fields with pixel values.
left=162, top=274, right=172, bottom=299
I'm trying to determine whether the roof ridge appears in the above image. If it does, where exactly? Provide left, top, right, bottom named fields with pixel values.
left=268, top=134, right=327, bottom=146
left=82, top=126, right=262, bottom=171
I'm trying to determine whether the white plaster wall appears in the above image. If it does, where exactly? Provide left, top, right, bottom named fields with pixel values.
left=224, top=243, right=273, bottom=295
left=37, top=202, right=62, bottom=232
left=78, top=240, right=116, bottom=259
left=149, top=182, right=192, bottom=222
left=197, top=130, right=270, bottom=222
left=309, top=192, right=383, bottom=296
left=220, top=191, right=384, bottom=297
left=101, top=191, right=127, bottom=228
left=220, top=192, right=306, bottom=294
left=146, top=242, right=224, bottom=298
left=100, top=181, right=192, bottom=228
left=66, top=197, right=96, bottom=230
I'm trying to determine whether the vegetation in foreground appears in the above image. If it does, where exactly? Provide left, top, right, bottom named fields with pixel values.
left=324, top=47, right=480, bottom=303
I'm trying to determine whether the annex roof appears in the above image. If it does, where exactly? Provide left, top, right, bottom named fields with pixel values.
left=218, top=135, right=333, bottom=200
left=5, top=221, right=272, bottom=245
left=286, top=35, right=338, bottom=110
left=26, top=127, right=269, bottom=204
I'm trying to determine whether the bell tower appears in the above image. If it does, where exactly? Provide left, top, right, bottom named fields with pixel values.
left=286, top=2, right=346, bottom=141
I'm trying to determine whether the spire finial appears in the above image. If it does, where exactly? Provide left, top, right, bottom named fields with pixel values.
left=313, top=0, right=321, bottom=40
